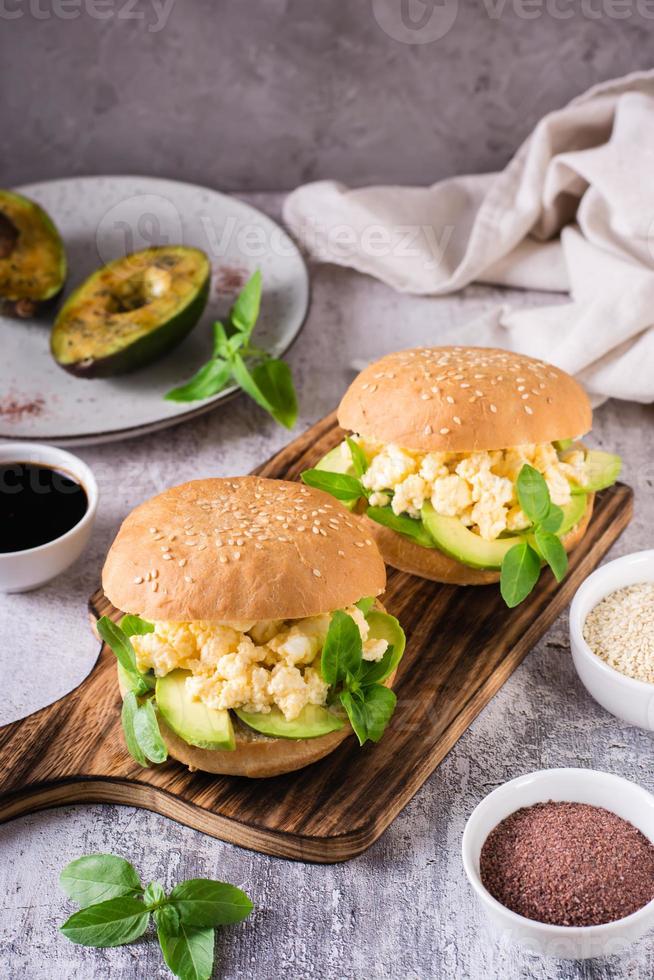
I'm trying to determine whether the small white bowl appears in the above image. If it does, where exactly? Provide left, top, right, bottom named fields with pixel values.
left=0, top=442, right=98, bottom=593
left=462, top=768, right=654, bottom=959
left=569, top=550, right=654, bottom=731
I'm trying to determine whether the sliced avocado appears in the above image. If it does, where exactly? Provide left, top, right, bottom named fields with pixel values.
left=366, top=609, right=406, bottom=681
left=569, top=450, right=621, bottom=494
left=235, top=703, right=345, bottom=740
left=558, top=494, right=588, bottom=534
left=315, top=443, right=358, bottom=511
left=0, top=189, right=66, bottom=316
left=421, top=502, right=524, bottom=570
left=156, top=669, right=235, bottom=751
left=51, top=245, right=210, bottom=377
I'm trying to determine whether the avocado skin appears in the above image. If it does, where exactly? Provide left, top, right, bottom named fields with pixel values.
left=54, top=273, right=210, bottom=379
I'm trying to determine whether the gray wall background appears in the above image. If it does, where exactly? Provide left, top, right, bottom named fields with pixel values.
left=1, top=0, right=653, bottom=192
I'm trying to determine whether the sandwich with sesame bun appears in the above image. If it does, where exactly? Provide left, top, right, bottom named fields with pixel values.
left=302, top=347, right=621, bottom=607
left=97, top=476, right=406, bottom=777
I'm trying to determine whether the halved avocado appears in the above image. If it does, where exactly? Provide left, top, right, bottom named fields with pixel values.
left=235, top=703, right=345, bottom=740
left=0, top=190, right=66, bottom=317
left=51, top=245, right=210, bottom=377
left=156, top=669, right=235, bottom=751
left=568, top=450, right=621, bottom=494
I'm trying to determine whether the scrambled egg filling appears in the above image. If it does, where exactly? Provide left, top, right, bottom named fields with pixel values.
left=132, top=606, right=387, bottom=722
left=340, top=437, right=587, bottom=541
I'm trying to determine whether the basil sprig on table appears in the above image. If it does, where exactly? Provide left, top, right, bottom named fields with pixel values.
left=165, top=270, right=298, bottom=430
left=322, top=610, right=397, bottom=745
left=97, top=615, right=167, bottom=767
left=59, top=853, right=253, bottom=980
left=500, top=464, right=569, bottom=607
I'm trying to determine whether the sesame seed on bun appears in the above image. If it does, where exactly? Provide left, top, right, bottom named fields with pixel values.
left=102, top=476, right=387, bottom=622
left=337, top=347, right=592, bottom=452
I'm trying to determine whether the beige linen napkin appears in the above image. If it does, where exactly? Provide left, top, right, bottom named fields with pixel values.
left=284, top=70, right=654, bottom=404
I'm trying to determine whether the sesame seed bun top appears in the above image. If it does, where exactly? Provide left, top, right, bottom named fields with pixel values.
left=337, top=346, right=592, bottom=452
left=102, top=477, right=386, bottom=622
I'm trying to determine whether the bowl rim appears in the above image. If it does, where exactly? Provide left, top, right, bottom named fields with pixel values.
left=0, top=440, right=98, bottom=558
left=461, top=766, right=654, bottom=936
left=569, top=550, right=654, bottom=696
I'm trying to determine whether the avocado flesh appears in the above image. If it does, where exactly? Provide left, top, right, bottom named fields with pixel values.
left=568, top=450, right=621, bottom=494
left=315, top=443, right=359, bottom=511
left=421, top=503, right=525, bottom=570
left=156, top=669, right=235, bottom=751
left=235, top=702, right=346, bottom=740
left=421, top=495, right=589, bottom=571
left=365, top=609, right=406, bottom=681
left=0, top=190, right=66, bottom=307
left=234, top=610, right=405, bottom=738
left=557, top=494, right=588, bottom=534
left=51, top=245, right=210, bottom=377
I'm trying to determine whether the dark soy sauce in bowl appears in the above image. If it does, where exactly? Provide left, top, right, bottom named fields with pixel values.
left=0, top=462, right=89, bottom=553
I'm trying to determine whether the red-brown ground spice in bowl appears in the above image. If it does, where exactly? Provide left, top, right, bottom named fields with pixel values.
left=479, top=801, right=654, bottom=927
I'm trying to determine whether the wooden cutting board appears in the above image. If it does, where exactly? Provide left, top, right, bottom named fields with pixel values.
left=0, top=412, right=633, bottom=862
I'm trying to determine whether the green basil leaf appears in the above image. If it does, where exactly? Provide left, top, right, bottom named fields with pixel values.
left=539, top=503, right=564, bottom=533
left=60, top=896, right=149, bottom=948
left=250, top=358, right=298, bottom=429
left=301, top=468, right=364, bottom=502
left=346, top=437, right=368, bottom=477
left=355, top=596, right=375, bottom=616
left=154, top=904, right=180, bottom=936
left=212, top=320, right=229, bottom=357
left=360, top=646, right=395, bottom=686
left=133, top=699, right=168, bottom=764
left=516, top=464, right=551, bottom=524
left=359, top=684, right=397, bottom=743
left=157, top=922, right=215, bottom=980
left=121, top=692, right=148, bottom=767
left=144, top=881, right=166, bottom=908
left=98, top=617, right=150, bottom=697
left=165, top=358, right=233, bottom=403
left=321, top=610, right=363, bottom=686
left=339, top=690, right=368, bottom=746
left=229, top=269, right=262, bottom=335
left=500, top=542, right=541, bottom=608
left=170, top=879, right=254, bottom=927
left=366, top=506, right=435, bottom=549
left=119, top=614, right=154, bottom=637
left=60, top=854, right=142, bottom=909
left=232, top=354, right=274, bottom=418
left=534, top=527, right=569, bottom=583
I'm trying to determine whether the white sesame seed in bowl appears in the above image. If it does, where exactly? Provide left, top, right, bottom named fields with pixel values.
left=569, top=551, right=654, bottom=731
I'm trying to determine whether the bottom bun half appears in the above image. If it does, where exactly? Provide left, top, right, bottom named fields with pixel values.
left=360, top=494, right=595, bottom=586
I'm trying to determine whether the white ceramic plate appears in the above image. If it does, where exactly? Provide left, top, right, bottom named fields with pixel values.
left=0, top=176, right=309, bottom=445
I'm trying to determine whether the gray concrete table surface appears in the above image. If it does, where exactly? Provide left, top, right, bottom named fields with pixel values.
left=1, top=194, right=652, bottom=980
